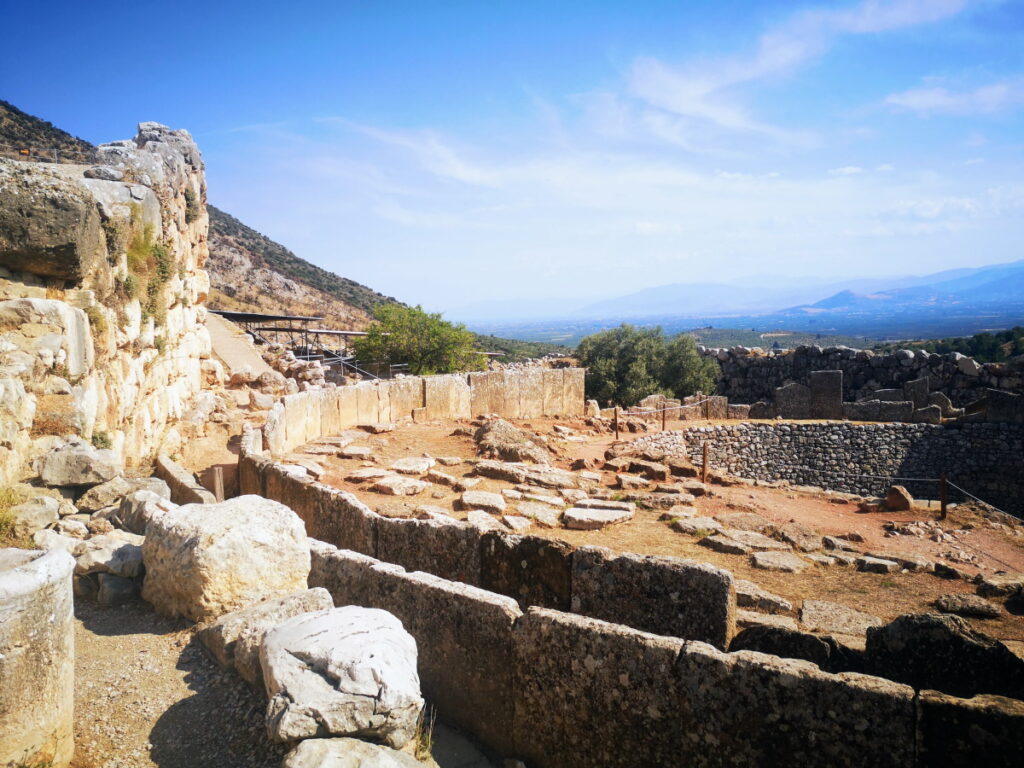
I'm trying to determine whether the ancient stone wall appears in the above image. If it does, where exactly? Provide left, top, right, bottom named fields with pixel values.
left=263, top=368, right=587, bottom=456
left=703, top=345, right=1023, bottom=406
left=308, top=540, right=1023, bottom=768
left=634, top=422, right=1024, bottom=515
left=0, top=123, right=212, bottom=483
left=241, top=452, right=736, bottom=647
left=0, top=549, right=76, bottom=768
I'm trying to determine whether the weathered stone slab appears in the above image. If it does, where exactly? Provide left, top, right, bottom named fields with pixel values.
left=376, top=516, right=481, bottom=586
left=800, top=599, right=881, bottom=636
left=197, top=587, right=334, bottom=685
left=369, top=475, right=428, bottom=496
left=423, top=374, right=471, bottom=420
left=917, top=690, right=1024, bottom=768
left=354, top=381, right=381, bottom=425
left=541, top=368, right=565, bottom=416
left=809, top=370, right=843, bottom=420
left=563, top=506, right=632, bottom=529
left=562, top=368, right=586, bottom=416
left=775, top=382, right=811, bottom=419
left=570, top=546, right=735, bottom=648
left=673, top=642, right=916, bottom=767
left=735, top=580, right=793, bottom=614
left=751, top=551, right=807, bottom=572
left=513, top=608, right=686, bottom=768
left=480, top=531, right=573, bottom=610
left=282, top=737, right=422, bottom=768
left=517, top=368, right=544, bottom=419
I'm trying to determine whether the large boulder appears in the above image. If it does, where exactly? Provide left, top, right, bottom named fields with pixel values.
left=866, top=613, right=1024, bottom=699
left=116, top=490, right=178, bottom=535
left=8, top=496, right=59, bottom=537
left=141, top=496, right=310, bottom=622
left=197, top=587, right=334, bottom=685
left=474, top=418, right=550, bottom=464
left=0, top=161, right=107, bottom=281
left=282, top=737, right=422, bottom=768
left=261, top=606, right=423, bottom=749
left=34, top=438, right=120, bottom=487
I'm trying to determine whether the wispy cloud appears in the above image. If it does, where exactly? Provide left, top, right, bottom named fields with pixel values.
left=885, top=78, right=1024, bottom=115
left=627, top=0, right=978, bottom=139
left=830, top=165, right=865, bottom=175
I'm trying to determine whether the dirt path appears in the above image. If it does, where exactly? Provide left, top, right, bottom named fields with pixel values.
left=72, top=600, right=493, bottom=768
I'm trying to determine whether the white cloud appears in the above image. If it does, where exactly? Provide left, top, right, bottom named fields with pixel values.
left=627, top=0, right=978, bottom=138
left=830, top=165, right=865, bottom=175
left=876, top=164, right=895, bottom=172
left=885, top=78, right=1024, bottom=115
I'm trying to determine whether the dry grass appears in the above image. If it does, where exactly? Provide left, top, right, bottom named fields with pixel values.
left=0, top=486, right=34, bottom=548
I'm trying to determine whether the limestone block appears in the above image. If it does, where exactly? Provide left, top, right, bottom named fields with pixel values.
left=261, top=606, right=423, bottom=748
left=917, top=690, right=1024, bottom=768
left=424, top=374, right=471, bottom=420
left=670, top=642, right=916, bottom=767
left=337, top=385, right=359, bottom=428
left=0, top=548, right=75, bottom=768
left=376, top=516, right=481, bottom=585
left=34, top=438, right=120, bottom=487
left=468, top=371, right=500, bottom=416
left=0, top=162, right=107, bottom=281
left=354, top=382, right=380, bottom=425
left=480, top=531, right=573, bottom=610
left=903, top=376, right=930, bottom=409
left=142, top=495, right=311, bottom=622
left=541, top=368, right=565, bottom=416
left=570, top=546, right=735, bottom=648
left=809, top=370, right=843, bottom=420
left=387, top=377, right=423, bottom=421
left=562, top=368, right=586, bottom=416
left=775, top=382, right=811, bottom=419
left=197, top=587, right=334, bottom=686
left=282, top=738, right=422, bottom=768
left=8, top=496, right=59, bottom=537
left=517, top=368, right=545, bottom=419
left=0, top=298, right=93, bottom=377
left=512, top=607, right=687, bottom=768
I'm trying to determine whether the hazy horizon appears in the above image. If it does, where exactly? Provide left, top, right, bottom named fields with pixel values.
left=4, top=0, right=1023, bottom=315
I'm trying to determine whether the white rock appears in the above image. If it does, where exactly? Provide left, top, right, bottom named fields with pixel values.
left=117, top=490, right=177, bottom=535
left=261, top=606, right=423, bottom=748
left=74, top=533, right=144, bottom=578
left=76, top=476, right=170, bottom=512
left=460, top=490, right=505, bottom=514
left=142, top=496, right=311, bottom=622
left=34, top=439, right=120, bottom=487
left=282, top=737, right=422, bottom=768
left=390, top=457, right=436, bottom=475
left=369, top=475, right=429, bottom=496
left=465, top=510, right=503, bottom=531
left=197, top=587, right=334, bottom=686
left=8, top=497, right=59, bottom=537
left=563, top=506, right=633, bottom=530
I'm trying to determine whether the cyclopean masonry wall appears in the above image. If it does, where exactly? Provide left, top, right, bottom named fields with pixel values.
left=308, top=540, right=1024, bottom=768
left=633, top=421, right=1024, bottom=515
left=0, top=548, right=76, bottom=768
left=241, top=450, right=736, bottom=649
left=702, top=345, right=1023, bottom=406
left=262, top=368, right=586, bottom=456
left=0, top=123, right=213, bottom=483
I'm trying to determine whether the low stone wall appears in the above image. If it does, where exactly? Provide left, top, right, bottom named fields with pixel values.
left=241, top=452, right=735, bottom=647
left=263, top=368, right=586, bottom=456
left=702, top=345, right=1024, bottom=406
left=309, top=541, right=1023, bottom=768
left=634, top=422, right=1024, bottom=515
left=0, top=548, right=76, bottom=768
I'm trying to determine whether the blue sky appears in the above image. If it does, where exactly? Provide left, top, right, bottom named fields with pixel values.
left=3, top=0, right=1023, bottom=314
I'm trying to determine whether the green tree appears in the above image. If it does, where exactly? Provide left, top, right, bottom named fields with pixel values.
left=576, top=324, right=720, bottom=406
left=353, top=304, right=486, bottom=375
left=662, top=333, right=719, bottom=399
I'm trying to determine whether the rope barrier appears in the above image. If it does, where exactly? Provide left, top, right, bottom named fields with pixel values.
left=621, top=397, right=715, bottom=417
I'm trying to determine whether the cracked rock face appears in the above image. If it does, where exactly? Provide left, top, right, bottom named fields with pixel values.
left=261, top=606, right=424, bottom=749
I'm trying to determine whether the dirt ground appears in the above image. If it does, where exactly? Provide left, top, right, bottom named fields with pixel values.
left=71, top=600, right=494, bottom=768
left=308, top=417, right=1024, bottom=643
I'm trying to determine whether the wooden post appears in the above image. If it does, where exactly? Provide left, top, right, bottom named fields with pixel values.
left=613, top=407, right=619, bottom=440
left=702, top=443, right=709, bottom=484
left=703, top=397, right=709, bottom=420
left=939, top=472, right=948, bottom=520
left=661, top=404, right=667, bottom=431
left=213, top=466, right=225, bottom=503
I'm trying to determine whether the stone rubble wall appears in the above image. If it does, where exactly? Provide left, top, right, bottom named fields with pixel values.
left=241, top=451, right=735, bottom=648
left=263, top=368, right=587, bottom=456
left=702, top=345, right=1024, bottom=406
left=0, top=549, right=76, bottom=768
left=0, top=123, right=212, bottom=483
left=308, top=540, right=1023, bottom=768
left=634, top=421, right=1024, bottom=515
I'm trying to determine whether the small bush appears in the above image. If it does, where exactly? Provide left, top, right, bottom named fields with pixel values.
left=184, top=186, right=200, bottom=223
left=85, top=304, right=107, bottom=334
left=91, top=431, right=112, bottom=449
left=154, top=335, right=168, bottom=355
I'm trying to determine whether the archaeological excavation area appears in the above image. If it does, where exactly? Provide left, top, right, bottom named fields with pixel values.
left=2, top=118, right=1024, bottom=768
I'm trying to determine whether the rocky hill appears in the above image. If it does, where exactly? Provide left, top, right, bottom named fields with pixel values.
left=205, top=206, right=398, bottom=329
left=0, top=101, right=396, bottom=330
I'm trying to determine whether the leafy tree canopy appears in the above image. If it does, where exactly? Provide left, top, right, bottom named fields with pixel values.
left=576, top=324, right=719, bottom=406
left=353, top=304, right=486, bottom=375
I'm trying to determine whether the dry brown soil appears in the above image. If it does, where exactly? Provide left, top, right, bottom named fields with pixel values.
left=310, top=417, right=1024, bottom=643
